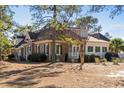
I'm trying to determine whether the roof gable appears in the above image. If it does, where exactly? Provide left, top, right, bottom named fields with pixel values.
left=89, top=33, right=110, bottom=41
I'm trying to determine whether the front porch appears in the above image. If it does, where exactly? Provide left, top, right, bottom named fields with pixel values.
left=17, top=40, right=80, bottom=62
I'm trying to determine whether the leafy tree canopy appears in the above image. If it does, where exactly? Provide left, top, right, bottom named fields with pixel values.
left=109, top=38, right=124, bottom=53
left=75, top=16, right=101, bottom=33
left=30, top=5, right=82, bottom=29
left=89, top=5, right=124, bottom=19
left=0, top=5, right=13, bottom=32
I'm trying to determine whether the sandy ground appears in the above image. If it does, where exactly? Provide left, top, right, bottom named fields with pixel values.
left=1, top=61, right=124, bottom=88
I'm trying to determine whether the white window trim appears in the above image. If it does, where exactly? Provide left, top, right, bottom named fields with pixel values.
left=95, top=46, right=101, bottom=53
left=72, top=45, right=79, bottom=56
left=102, top=47, right=107, bottom=52
left=55, top=43, right=61, bottom=56
left=87, top=46, right=93, bottom=53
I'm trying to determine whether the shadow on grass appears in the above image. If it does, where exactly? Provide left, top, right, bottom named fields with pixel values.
left=0, top=63, right=64, bottom=87
left=7, top=61, right=50, bottom=65
left=0, top=63, right=58, bottom=78
left=0, top=66, right=8, bottom=70
left=40, top=84, right=61, bottom=88
left=3, top=76, right=39, bottom=87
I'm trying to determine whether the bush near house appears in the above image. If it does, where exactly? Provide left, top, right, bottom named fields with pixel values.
left=20, top=56, right=26, bottom=61
left=105, top=52, right=119, bottom=61
left=28, top=53, right=47, bottom=62
left=8, top=54, right=15, bottom=61
left=78, top=54, right=100, bottom=63
left=112, top=57, right=119, bottom=65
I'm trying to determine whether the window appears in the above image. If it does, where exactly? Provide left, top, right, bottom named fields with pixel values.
left=45, top=43, right=49, bottom=55
left=56, top=44, right=61, bottom=55
left=102, top=47, right=107, bottom=52
left=73, top=47, right=76, bottom=53
left=38, top=45, right=40, bottom=53
left=88, top=46, right=93, bottom=52
left=72, top=45, right=79, bottom=56
left=95, top=46, right=100, bottom=52
left=35, top=45, right=39, bottom=53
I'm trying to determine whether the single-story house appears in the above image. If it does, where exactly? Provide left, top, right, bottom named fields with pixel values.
left=12, top=27, right=110, bottom=62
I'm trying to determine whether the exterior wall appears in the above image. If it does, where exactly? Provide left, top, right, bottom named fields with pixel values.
left=85, top=41, right=109, bottom=58
left=14, top=40, right=109, bottom=62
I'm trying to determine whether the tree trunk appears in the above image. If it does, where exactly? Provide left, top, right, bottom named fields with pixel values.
left=0, top=47, right=2, bottom=62
left=51, top=5, right=57, bottom=63
left=0, top=33, right=2, bottom=62
left=51, top=33, right=56, bottom=63
left=79, top=40, right=86, bottom=70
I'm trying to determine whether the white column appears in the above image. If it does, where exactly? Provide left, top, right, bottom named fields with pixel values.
left=93, top=46, right=95, bottom=54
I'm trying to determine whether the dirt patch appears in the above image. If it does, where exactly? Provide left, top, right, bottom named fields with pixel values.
left=0, top=61, right=124, bottom=88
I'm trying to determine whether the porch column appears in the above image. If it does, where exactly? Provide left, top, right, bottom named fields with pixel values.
left=48, top=43, right=51, bottom=61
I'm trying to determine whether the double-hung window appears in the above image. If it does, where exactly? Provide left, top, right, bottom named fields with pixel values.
left=72, top=45, right=79, bottom=56
left=88, top=46, right=93, bottom=52
left=56, top=43, right=61, bottom=55
left=45, top=43, right=49, bottom=55
left=95, top=46, right=100, bottom=52
left=102, top=47, right=107, bottom=52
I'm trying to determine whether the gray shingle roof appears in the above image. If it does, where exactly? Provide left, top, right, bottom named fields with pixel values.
left=15, top=37, right=26, bottom=48
left=15, top=28, right=109, bottom=48
left=89, top=33, right=110, bottom=41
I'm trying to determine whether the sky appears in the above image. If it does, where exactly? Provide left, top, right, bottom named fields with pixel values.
left=11, top=6, right=124, bottom=40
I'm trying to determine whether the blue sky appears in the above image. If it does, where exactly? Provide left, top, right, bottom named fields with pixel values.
left=11, top=6, right=124, bottom=40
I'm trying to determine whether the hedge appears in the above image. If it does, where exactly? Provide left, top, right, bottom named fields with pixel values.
left=78, top=54, right=100, bottom=63
left=105, top=52, right=119, bottom=61
left=28, top=53, right=47, bottom=62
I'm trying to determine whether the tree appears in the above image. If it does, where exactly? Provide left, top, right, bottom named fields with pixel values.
left=109, top=38, right=124, bottom=53
left=12, top=24, right=34, bottom=36
left=0, top=32, right=12, bottom=60
left=30, top=5, right=82, bottom=63
left=0, top=5, right=13, bottom=62
left=75, top=16, right=101, bottom=70
left=89, top=5, right=124, bottom=19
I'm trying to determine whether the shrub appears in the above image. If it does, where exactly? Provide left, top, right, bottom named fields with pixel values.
left=28, top=53, right=47, bottom=62
left=78, top=54, right=100, bottom=63
left=84, top=55, right=89, bottom=62
left=40, top=54, right=47, bottom=61
left=105, top=52, right=112, bottom=61
left=102, top=58, right=108, bottom=66
left=78, top=55, right=89, bottom=62
left=8, top=54, right=15, bottom=61
left=90, top=54, right=96, bottom=62
left=20, top=56, right=26, bottom=61
left=95, top=55, right=101, bottom=64
left=105, top=52, right=119, bottom=61
left=112, top=58, right=119, bottom=65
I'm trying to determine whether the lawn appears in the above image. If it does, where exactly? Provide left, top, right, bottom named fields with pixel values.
left=0, top=61, right=124, bottom=88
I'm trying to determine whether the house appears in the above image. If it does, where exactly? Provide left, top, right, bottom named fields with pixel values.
left=12, top=27, right=110, bottom=62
